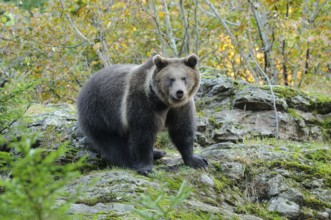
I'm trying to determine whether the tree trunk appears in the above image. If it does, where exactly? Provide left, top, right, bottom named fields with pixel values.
left=161, top=0, right=178, bottom=56
left=249, top=0, right=278, bottom=84
left=282, top=0, right=289, bottom=86
left=178, top=0, right=190, bottom=56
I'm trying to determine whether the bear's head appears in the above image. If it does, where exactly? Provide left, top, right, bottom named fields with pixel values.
left=152, top=54, right=200, bottom=107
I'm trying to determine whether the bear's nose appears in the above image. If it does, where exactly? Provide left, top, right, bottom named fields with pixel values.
left=176, top=90, right=184, bottom=99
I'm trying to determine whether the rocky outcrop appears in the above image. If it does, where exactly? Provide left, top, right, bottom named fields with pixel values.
left=196, top=75, right=331, bottom=144
left=13, top=74, right=331, bottom=219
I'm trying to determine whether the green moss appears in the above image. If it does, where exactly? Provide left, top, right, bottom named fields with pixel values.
left=260, top=85, right=331, bottom=113
left=318, top=118, right=331, bottom=140
left=305, top=149, right=331, bottom=163
left=166, top=176, right=185, bottom=191
left=211, top=162, right=222, bottom=171
left=170, top=210, right=223, bottom=220
left=74, top=213, right=122, bottom=219
left=269, top=161, right=315, bottom=174
left=235, top=203, right=285, bottom=219
left=76, top=192, right=116, bottom=206
left=308, top=92, right=331, bottom=103
left=268, top=156, right=331, bottom=187
left=303, top=196, right=331, bottom=209
left=287, top=108, right=301, bottom=120
left=196, top=110, right=205, bottom=117
left=214, top=176, right=232, bottom=192
left=309, top=93, right=331, bottom=113
left=320, top=118, right=331, bottom=130
left=214, top=107, right=223, bottom=113
left=259, top=85, right=302, bottom=99
left=208, top=117, right=222, bottom=128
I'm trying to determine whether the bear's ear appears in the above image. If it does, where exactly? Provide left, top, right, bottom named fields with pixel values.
left=185, top=54, right=199, bottom=69
left=153, top=55, right=168, bottom=69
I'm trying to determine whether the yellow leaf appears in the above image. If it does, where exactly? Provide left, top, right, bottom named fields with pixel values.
left=158, top=11, right=165, bottom=19
left=112, top=2, right=125, bottom=10
left=93, top=42, right=102, bottom=51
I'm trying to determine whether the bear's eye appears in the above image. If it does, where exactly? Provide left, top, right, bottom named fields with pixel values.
left=170, top=78, right=175, bottom=82
left=181, top=77, right=186, bottom=81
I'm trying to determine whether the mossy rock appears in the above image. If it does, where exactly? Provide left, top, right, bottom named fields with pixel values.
left=234, top=85, right=288, bottom=111
left=260, top=85, right=331, bottom=114
left=309, top=93, right=331, bottom=114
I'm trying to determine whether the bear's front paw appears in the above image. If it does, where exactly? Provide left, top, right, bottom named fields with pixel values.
left=185, top=156, right=208, bottom=171
left=136, top=165, right=154, bottom=176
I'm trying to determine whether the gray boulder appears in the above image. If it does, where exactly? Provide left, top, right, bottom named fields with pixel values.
left=268, top=197, right=301, bottom=219
left=233, top=86, right=288, bottom=111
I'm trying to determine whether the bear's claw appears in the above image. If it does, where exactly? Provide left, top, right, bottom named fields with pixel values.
left=135, top=163, right=154, bottom=176
left=185, top=155, right=209, bottom=171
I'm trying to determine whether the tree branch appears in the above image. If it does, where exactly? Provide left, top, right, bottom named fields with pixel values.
left=0, top=102, right=32, bottom=134
left=143, top=0, right=168, bottom=55
left=161, top=0, right=178, bottom=56
left=59, top=0, right=90, bottom=43
left=199, top=6, right=241, bottom=26
left=93, top=1, right=111, bottom=66
left=309, top=0, right=327, bottom=23
left=204, top=0, right=260, bottom=83
left=59, top=0, right=110, bottom=67
left=249, top=0, right=278, bottom=84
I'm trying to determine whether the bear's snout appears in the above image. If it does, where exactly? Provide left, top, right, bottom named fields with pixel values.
left=176, top=90, right=184, bottom=99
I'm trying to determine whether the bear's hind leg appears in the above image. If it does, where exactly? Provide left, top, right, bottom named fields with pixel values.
left=129, top=130, right=156, bottom=175
left=88, top=134, right=133, bottom=168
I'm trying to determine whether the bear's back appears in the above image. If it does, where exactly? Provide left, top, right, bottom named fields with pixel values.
left=77, top=64, right=138, bottom=135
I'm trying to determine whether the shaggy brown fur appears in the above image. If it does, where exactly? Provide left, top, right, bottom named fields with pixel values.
left=77, top=54, right=208, bottom=174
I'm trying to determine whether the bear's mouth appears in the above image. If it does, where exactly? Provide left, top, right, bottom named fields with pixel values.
left=170, top=96, right=186, bottom=103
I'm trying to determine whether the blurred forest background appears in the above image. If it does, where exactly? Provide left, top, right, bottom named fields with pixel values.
left=1, top=0, right=330, bottom=105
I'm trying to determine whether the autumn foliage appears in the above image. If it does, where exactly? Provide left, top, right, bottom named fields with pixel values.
left=1, top=0, right=330, bottom=102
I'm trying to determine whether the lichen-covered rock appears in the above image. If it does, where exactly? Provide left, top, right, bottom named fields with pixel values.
left=196, top=108, right=319, bottom=144
left=63, top=170, right=157, bottom=218
left=68, top=203, right=134, bottom=218
left=267, top=174, right=287, bottom=197
left=268, top=197, right=301, bottom=219
left=200, top=174, right=215, bottom=187
left=233, top=86, right=288, bottom=111
left=199, top=75, right=234, bottom=97
left=279, top=189, right=304, bottom=205
left=220, top=162, right=246, bottom=180
left=197, top=78, right=331, bottom=142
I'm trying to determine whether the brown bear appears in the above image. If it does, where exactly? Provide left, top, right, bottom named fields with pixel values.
left=77, top=54, right=208, bottom=174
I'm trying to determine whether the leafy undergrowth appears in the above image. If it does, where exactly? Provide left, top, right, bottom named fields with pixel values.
left=0, top=135, right=82, bottom=220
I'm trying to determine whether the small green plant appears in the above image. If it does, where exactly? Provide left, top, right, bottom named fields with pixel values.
left=155, top=132, right=172, bottom=149
left=0, top=77, right=36, bottom=134
left=0, top=135, right=82, bottom=220
left=134, top=178, right=191, bottom=220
